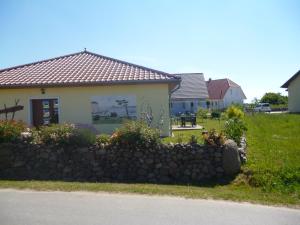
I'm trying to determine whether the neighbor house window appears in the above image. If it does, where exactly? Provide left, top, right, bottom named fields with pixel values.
left=191, top=102, right=194, bottom=107
left=182, top=102, right=185, bottom=109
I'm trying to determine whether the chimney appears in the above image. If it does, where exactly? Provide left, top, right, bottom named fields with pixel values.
left=208, top=78, right=212, bottom=83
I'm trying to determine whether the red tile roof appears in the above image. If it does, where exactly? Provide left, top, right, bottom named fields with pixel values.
left=206, top=78, right=246, bottom=100
left=0, top=51, right=180, bottom=88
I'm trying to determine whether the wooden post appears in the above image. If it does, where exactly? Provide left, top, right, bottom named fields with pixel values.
left=11, top=99, right=20, bottom=120
left=4, top=104, right=7, bottom=120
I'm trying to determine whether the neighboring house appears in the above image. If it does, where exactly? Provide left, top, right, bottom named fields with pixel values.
left=281, top=70, right=300, bottom=113
left=171, top=73, right=209, bottom=115
left=206, top=78, right=246, bottom=109
left=0, top=50, right=180, bottom=136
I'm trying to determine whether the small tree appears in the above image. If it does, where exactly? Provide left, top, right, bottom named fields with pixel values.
left=197, top=108, right=208, bottom=122
left=206, top=100, right=211, bottom=110
left=252, top=97, right=260, bottom=105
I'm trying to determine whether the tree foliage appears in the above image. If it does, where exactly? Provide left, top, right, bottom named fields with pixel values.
left=260, top=92, right=287, bottom=105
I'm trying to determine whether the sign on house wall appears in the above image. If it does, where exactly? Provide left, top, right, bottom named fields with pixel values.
left=91, top=95, right=137, bottom=124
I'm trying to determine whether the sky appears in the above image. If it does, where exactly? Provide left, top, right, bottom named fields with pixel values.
left=0, top=0, right=299, bottom=102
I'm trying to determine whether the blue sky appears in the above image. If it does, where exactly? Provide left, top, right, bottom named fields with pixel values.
left=1, top=0, right=299, bottom=102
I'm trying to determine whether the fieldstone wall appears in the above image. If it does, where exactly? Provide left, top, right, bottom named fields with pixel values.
left=0, top=141, right=244, bottom=183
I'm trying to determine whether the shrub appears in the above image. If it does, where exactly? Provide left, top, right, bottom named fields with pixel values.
left=34, top=123, right=95, bottom=146
left=230, top=103, right=244, bottom=111
left=225, top=105, right=244, bottom=119
left=203, top=129, right=226, bottom=146
left=211, top=111, right=221, bottom=119
left=224, top=118, right=247, bottom=145
left=196, top=108, right=208, bottom=121
left=70, top=128, right=96, bottom=146
left=0, top=120, right=26, bottom=143
left=96, top=134, right=111, bottom=145
left=110, top=120, right=161, bottom=147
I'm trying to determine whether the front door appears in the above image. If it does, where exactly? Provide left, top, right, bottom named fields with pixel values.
left=31, top=99, right=59, bottom=127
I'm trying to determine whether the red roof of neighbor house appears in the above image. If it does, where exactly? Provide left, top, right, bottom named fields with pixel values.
left=0, top=50, right=180, bottom=88
left=206, top=78, right=246, bottom=100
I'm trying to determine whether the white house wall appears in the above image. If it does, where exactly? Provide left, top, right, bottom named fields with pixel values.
left=288, top=75, right=300, bottom=112
left=223, top=87, right=245, bottom=108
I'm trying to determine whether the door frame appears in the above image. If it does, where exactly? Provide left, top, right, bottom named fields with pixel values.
left=29, top=97, right=61, bottom=126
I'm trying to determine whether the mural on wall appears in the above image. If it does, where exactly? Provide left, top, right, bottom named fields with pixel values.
left=91, top=95, right=137, bottom=124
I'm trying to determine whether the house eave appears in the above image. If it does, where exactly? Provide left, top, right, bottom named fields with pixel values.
left=281, top=70, right=300, bottom=88
left=0, top=79, right=181, bottom=89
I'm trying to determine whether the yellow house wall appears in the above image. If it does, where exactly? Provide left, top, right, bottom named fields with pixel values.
left=288, top=75, right=300, bottom=113
left=0, top=83, right=171, bottom=136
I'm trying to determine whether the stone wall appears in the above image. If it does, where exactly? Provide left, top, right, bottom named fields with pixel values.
left=0, top=141, right=243, bottom=183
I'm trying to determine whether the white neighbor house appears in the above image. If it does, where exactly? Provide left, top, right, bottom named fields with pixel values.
left=206, top=78, right=246, bottom=109
left=281, top=70, right=300, bottom=113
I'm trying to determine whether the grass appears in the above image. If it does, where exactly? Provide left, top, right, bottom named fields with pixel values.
left=0, top=180, right=299, bottom=206
left=1, top=114, right=299, bottom=206
left=244, top=114, right=300, bottom=195
left=162, top=118, right=224, bottom=144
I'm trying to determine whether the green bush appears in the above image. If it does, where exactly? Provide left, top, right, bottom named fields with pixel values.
left=203, top=129, right=226, bottom=146
left=196, top=108, right=208, bottom=120
left=224, top=118, right=247, bottom=145
left=34, top=123, right=95, bottom=147
left=71, top=128, right=96, bottom=146
left=225, top=105, right=244, bottom=119
left=211, top=111, right=221, bottom=119
left=96, top=134, right=111, bottom=145
left=0, top=120, right=26, bottom=143
left=230, top=103, right=244, bottom=111
left=248, top=167, right=300, bottom=194
left=110, top=120, right=161, bottom=147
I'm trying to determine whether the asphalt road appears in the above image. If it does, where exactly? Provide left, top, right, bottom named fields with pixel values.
left=0, top=189, right=299, bottom=225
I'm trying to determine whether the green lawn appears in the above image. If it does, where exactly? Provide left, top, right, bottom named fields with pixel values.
left=244, top=114, right=300, bottom=195
left=1, top=114, right=299, bottom=206
left=163, top=118, right=224, bottom=144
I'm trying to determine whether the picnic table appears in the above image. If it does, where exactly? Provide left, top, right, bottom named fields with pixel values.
left=180, top=114, right=196, bottom=127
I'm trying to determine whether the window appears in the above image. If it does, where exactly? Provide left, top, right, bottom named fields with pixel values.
left=182, top=102, right=186, bottom=109
left=191, top=102, right=194, bottom=107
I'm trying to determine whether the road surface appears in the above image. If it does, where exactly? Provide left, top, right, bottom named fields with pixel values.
left=0, top=189, right=299, bottom=225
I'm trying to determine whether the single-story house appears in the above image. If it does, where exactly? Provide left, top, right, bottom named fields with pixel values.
left=206, top=78, right=246, bottom=109
left=0, top=50, right=181, bottom=136
left=281, top=70, right=300, bottom=113
left=171, top=73, right=209, bottom=115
